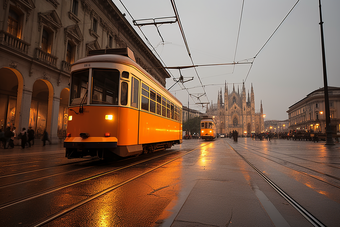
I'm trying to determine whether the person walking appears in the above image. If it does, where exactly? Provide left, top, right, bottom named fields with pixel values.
left=20, top=128, right=27, bottom=149
left=42, top=129, right=51, bottom=146
left=4, top=127, right=14, bottom=148
left=27, top=127, right=35, bottom=147
left=0, top=129, right=4, bottom=148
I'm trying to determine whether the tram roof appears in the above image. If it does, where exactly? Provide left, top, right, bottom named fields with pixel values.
left=72, top=53, right=182, bottom=106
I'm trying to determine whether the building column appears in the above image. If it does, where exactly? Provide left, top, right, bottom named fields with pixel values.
left=50, top=96, right=60, bottom=144
left=19, top=89, right=32, bottom=131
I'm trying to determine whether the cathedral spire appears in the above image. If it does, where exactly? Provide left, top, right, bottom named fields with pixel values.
left=233, top=83, right=235, bottom=92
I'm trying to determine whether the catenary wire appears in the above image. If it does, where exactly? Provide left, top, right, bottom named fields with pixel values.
left=244, top=0, right=300, bottom=83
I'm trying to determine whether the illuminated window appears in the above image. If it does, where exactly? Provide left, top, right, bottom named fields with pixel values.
left=7, top=9, right=19, bottom=37
left=41, top=28, right=53, bottom=53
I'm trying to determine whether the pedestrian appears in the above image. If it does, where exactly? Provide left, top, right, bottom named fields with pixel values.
left=42, top=129, right=51, bottom=146
left=20, top=128, right=27, bottom=149
left=0, top=129, right=4, bottom=148
left=4, top=127, right=14, bottom=148
left=27, top=127, right=35, bottom=147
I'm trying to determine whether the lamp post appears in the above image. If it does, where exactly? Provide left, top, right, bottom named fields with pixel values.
left=318, top=0, right=334, bottom=145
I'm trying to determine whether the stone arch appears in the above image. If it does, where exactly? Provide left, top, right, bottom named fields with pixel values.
left=29, top=79, right=54, bottom=137
left=0, top=67, right=24, bottom=131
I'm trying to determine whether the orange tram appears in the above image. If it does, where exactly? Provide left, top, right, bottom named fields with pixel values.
left=64, top=48, right=182, bottom=159
left=200, top=116, right=217, bottom=140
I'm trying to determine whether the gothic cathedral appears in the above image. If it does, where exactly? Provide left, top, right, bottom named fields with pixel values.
left=206, top=83, right=264, bottom=136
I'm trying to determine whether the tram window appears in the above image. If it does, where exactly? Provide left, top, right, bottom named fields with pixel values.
left=142, top=84, right=149, bottom=97
left=121, top=82, right=128, bottom=105
left=166, top=100, right=170, bottom=118
left=70, top=69, right=89, bottom=105
left=91, top=69, right=119, bottom=105
left=122, top=71, right=129, bottom=79
left=171, top=103, right=174, bottom=119
left=162, top=97, right=166, bottom=117
left=141, top=96, right=149, bottom=111
left=209, top=123, right=213, bottom=128
left=131, top=76, right=139, bottom=108
left=150, top=89, right=156, bottom=113
left=157, top=93, right=161, bottom=115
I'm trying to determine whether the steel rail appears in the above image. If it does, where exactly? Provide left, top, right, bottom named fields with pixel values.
left=232, top=143, right=340, bottom=187
left=226, top=142, right=326, bottom=227
left=31, top=143, right=210, bottom=226
left=0, top=151, right=176, bottom=210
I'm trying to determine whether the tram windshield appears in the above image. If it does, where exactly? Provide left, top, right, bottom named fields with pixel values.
left=91, top=68, right=119, bottom=105
left=70, top=69, right=89, bottom=106
left=70, top=68, right=120, bottom=106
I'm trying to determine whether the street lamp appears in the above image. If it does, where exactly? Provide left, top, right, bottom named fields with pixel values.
left=318, top=0, right=334, bottom=145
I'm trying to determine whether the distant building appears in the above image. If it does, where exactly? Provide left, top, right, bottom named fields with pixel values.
left=0, top=0, right=170, bottom=143
left=287, top=87, right=340, bottom=133
left=264, top=120, right=289, bottom=133
left=182, top=106, right=204, bottom=122
left=206, top=83, right=264, bottom=135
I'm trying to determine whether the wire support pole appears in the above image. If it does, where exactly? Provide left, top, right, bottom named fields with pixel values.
left=318, top=0, right=334, bottom=145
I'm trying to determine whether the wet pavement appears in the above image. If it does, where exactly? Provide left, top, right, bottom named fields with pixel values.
left=0, top=138, right=339, bottom=226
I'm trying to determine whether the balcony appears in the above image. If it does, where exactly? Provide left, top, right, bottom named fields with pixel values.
left=35, top=48, right=57, bottom=67
left=61, top=60, right=71, bottom=73
left=0, top=31, right=29, bottom=54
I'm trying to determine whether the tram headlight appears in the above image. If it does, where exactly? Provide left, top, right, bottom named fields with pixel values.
left=201, top=130, right=204, bottom=133
left=210, top=130, right=212, bottom=133
left=105, top=115, right=113, bottom=120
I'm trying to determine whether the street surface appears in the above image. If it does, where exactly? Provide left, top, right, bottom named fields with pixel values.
left=0, top=138, right=339, bottom=226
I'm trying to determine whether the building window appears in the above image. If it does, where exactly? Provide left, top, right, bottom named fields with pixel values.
left=66, top=42, right=75, bottom=64
left=316, top=103, right=318, bottom=108
left=72, top=0, right=79, bottom=16
left=316, top=112, right=319, bottom=120
left=7, top=8, right=21, bottom=38
left=108, top=35, right=113, bottom=48
left=41, top=29, right=52, bottom=53
left=93, top=18, right=98, bottom=33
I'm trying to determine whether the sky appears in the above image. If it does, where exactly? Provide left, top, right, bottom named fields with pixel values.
left=112, top=0, right=340, bottom=120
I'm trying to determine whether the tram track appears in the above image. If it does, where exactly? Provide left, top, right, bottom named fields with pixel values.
left=31, top=143, right=209, bottom=227
left=241, top=142, right=340, bottom=170
left=225, top=141, right=326, bottom=227
left=0, top=142, right=210, bottom=222
left=0, top=158, right=100, bottom=180
left=230, top=142, right=340, bottom=189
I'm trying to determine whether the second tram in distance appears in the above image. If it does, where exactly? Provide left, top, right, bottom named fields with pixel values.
left=200, top=116, right=217, bottom=140
left=64, top=48, right=182, bottom=159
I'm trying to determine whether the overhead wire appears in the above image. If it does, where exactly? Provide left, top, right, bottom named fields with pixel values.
left=170, top=0, right=209, bottom=105
left=118, top=0, right=194, bottom=101
left=244, top=0, right=300, bottom=82
left=231, top=0, right=245, bottom=74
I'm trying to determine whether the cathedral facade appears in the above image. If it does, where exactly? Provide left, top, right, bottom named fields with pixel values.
left=206, top=83, right=264, bottom=136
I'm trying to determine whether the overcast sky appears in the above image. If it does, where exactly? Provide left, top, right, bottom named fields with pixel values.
left=112, top=0, right=340, bottom=120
